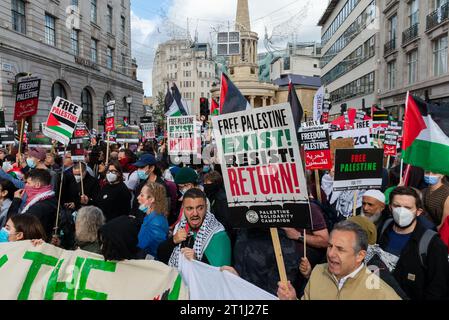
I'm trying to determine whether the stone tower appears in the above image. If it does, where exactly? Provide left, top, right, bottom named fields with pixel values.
left=229, top=0, right=259, bottom=82
left=212, top=0, right=278, bottom=108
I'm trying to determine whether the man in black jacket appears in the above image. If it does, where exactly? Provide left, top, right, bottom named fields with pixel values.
left=7, top=169, right=57, bottom=240
left=378, top=186, right=449, bottom=300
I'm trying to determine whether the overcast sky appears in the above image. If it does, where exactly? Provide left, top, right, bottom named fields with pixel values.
left=130, top=0, right=328, bottom=96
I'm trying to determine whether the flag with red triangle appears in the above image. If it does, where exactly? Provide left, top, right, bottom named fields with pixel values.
left=402, top=93, right=449, bottom=175
left=210, top=98, right=219, bottom=116
left=43, top=97, right=83, bottom=145
left=219, top=73, right=251, bottom=114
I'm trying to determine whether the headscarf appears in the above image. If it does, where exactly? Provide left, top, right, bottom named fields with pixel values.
left=99, top=214, right=143, bottom=261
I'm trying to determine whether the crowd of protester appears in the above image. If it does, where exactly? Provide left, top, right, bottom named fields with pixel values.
left=0, top=134, right=448, bottom=300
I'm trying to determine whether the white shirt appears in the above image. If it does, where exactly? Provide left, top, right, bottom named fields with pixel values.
left=332, top=263, right=365, bottom=291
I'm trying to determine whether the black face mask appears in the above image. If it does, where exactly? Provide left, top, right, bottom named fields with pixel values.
left=204, top=183, right=220, bottom=199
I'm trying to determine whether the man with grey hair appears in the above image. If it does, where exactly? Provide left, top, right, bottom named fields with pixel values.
left=278, top=220, right=401, bottom=300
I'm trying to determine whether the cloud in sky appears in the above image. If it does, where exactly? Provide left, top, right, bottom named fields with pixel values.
left=131, top=0, right=327, bottom=96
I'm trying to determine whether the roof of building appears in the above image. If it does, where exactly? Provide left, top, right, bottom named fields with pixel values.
left=273, top=74, right=321, bottom=88
left=318, top=0, right=340, bottom=27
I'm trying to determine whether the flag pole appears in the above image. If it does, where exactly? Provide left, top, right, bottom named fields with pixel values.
left=314, top=170, right=322, bottom=203
left=18, top=118, right=25, bottom=161
left=105, top=132, right=110, bottom=165
left=400, top=91, right=410, bottom=185
left=54, top=146, right=67, bottom=236
left=79, top=161, right=84, bottom=196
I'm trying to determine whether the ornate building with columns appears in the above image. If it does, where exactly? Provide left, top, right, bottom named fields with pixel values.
left=211, top=0, right=278, bottom=108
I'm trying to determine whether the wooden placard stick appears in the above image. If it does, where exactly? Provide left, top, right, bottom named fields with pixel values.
left=270, top=228, right=288, bottom=284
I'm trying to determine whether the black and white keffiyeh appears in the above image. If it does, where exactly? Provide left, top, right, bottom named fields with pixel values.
left=168, top=211, right=225, bottom=268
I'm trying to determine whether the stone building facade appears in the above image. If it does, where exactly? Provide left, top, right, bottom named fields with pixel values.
left=0, top=0, right=143, bottom=131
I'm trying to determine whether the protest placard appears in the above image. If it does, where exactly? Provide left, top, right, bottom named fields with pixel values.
left=27, top=131, right=53, bottom=149
left=43, top=97, right=82, bottom=145
left=14, top=76, right=41, bottom=121
left=105, top=101, right=115, bottom=133
left=213, top=103, right=311, bottom=228
left=333, top=148, right=384, bottom=191
left=372, top=110, right=389, bottom=133
left=142, top=122, right=156, bottom=140
left=167, top=116, right=198, bottom=156
left=299, top=123, right=332, bottom=170
left=330, top=138, right=354, bottom=167
left=115, top=125, right=140, bottom=144
left=0, top=241, right=188, bottom=300
left=331, top=125, right=372, bottom=149
left=383, top=130, right=399, bottom=156
left=0, top=127, right=15, bottom=145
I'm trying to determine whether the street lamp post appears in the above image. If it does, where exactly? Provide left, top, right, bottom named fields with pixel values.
left=126, top=95, right=133, bottom=124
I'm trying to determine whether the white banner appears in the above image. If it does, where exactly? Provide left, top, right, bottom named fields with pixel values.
left=0, top=241, right=188, bottom=300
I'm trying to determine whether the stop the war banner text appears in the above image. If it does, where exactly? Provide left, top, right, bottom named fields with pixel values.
left=0, top=241, right=188, bottom=300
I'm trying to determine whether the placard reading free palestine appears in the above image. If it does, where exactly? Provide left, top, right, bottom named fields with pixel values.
left=333, top=148, right=384, bottom=191
left=213, top=103, right=311, bottom=229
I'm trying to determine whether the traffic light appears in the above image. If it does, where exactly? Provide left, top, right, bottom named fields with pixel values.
left=200, top=97, right=209, bottom=120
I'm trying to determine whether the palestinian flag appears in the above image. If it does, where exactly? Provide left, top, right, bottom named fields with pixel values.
left=165, top=83, right=189, bottom=117
left=43, top=97, right=82, bottom=145
left=288, top=79, right=304, bottom=133
left=219, top=73, right=251, bottom=114
left=402, top=93, right=449, bottom=175
left=210, top=98, right=219, bottom=116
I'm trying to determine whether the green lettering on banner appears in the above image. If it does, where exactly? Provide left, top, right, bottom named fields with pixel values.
left=75, top=258, right=116, bottom=300
left=260, top=132, right=271, bottom=149
left=18, top=251, right=58, bottom=300
left=168, top=275, right=182, bottom=300
left=44, top=257, right=85, bottom=300
left=0, top=255, right=8, bottom=268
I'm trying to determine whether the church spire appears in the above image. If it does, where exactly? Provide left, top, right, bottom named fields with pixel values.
left=235, top=0, right=251, bottom=32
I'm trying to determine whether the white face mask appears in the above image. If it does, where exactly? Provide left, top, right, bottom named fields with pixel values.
left=2, top=162, right=12, bottom=172
left=74, top=175, right=82, bottom=183
left=392, top=207, right=416, bottom=228
left=106, top=173, right=118, bottom=183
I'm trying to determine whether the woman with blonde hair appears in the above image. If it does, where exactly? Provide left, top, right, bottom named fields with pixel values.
left=137, top=181, right=169, bottom=259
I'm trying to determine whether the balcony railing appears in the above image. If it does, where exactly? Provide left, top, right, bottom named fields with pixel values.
left=402, top=23, right=419, bottom=45
left=384, top=38, right=396, bottom=56
left=426, top=3, right=449, bottom=31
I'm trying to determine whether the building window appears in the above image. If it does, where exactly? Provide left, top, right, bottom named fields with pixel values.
left=284, top=57, right=291, bottom=70
left=201, top=81, right=204, bottom=87
left=51, top=82, right=67, bottom=103
left=122, top=54, right=126, bottom=74
left=91, top=38, right=98, bottom=63
left=106, top=47, right=113, bottom=69
left=434, top=36, right=448, bottom=76
left=199, top=71, right=202, bottom=78
left=121, top=16, right=126, bottom=42
left=70, top=29, right=79, bottom=56
left=409, top=0, right=419, bottom=26
left=91, top=0, right=97, bottom=23
left=11, top=0, right=26, bottom=34
left=407, top=50, right=418, bottom=84
left=71, top=0, right=79, bottom=7
left=81, top=88, right=93, bottom=128
left=107, top=5, right=113, bottom=34
left=389, top=14, right=397, bottom=41
left=387, top=60, right=396, bottom=90
left=45, top=14, right=56, bottom=46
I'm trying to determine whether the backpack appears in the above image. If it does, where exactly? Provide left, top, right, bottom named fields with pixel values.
left=380, top=218, right=438, bottom=268
left=310, top=199, right=344, bottom=233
